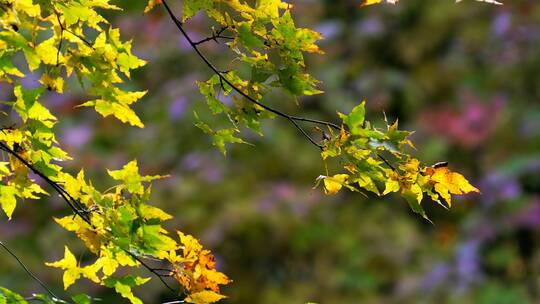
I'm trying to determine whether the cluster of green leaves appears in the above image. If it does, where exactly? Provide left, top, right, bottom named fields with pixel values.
left=145, top=0, right=325, bottom=153
left=316, top=102, right=479, bottom=220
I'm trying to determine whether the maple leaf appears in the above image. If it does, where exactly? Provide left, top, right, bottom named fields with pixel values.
left=45, top=246, right=102, bottom=289
left=171, top=232, right=230, bottom=302
left=107, top=160, right=165, bottom=194
left=316, top=174, right=350, bottom=195
left=185, top=290, right=226, bottom=304
left=360, top=0, right=399, bottom=6
left=424, top=164, right=480, bottom=207
left=54, top=216, right=103, bottom=254
left=0, top=185, right=17, bottom=219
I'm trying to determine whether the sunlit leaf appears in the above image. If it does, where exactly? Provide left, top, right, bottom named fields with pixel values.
left=322, top=174, right=349, bottom=195
left=185, top=290, right=226, bottom=304
left=424, top=164, right=480, bottom=207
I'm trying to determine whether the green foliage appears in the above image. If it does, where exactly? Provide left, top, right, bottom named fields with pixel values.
left=0, top=0, right=146, bottom=127
left=170, top=0, right=323, bottom=150
left=0, top=286, right=94, bottom=304
left=319, top=102, right=479, bottom=219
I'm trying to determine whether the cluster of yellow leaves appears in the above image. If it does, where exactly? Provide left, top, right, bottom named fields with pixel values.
left=0, top=85, right=67, bottom=219
left=1, top=4, right=220, bottom=302
left=44, top=161, right=230, bottom=303
left=1, top=0, right=149, bottom=219
left=167, top=232, right=231, bottom=304
left=46, top=244, right=147, bottom=303
left=0, top=0, right=147, bottom=128
left=320, top=156, right=479, bottom=220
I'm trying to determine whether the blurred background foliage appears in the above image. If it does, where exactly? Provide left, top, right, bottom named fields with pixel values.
left=1, top=0, right=540, bottom=303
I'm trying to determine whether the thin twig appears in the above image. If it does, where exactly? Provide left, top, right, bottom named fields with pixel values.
left=161, top=0, right=340, bottom=150
left=0, top=141, right=179, bottom=295
left=123, top=249, right=177, bottom=294
left=377, top=154, right=396, bottom=171
left=56, top=29, right=63, bottom=67
left=0, top=240, right=62, bottom=301
left=0, top=142, right=91, bottom=224
left=287, top=116, right=323, bottom=149
left=54, top=10, right=94, bottom=48
left=193, top=26, right=234, bottom=46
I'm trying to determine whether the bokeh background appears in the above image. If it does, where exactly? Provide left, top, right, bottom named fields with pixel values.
left=1, top=0, right=540, bottom=303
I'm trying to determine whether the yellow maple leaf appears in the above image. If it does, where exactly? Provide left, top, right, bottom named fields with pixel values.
left=0, top=185, right=17, bottom=219
left=54, top=216, right=103, bottom=253
left=322, top=174, right=349, bottom=195
left=360, top=0, right=399, bottom=6
left=403, top=183, right=423, bottom=204
left=383, top=178, right=400, bottom=195
left=140, top=204, right=173, bottom=221
left=96, top=249, right=119, bottom=276
left=45, top=246, right=102, bottom=289
left=40, top=74, right=65, bottom=93
left=425, top=165, right=480, bottom=207
left=35, top=38, right=61, bottom=65
left=173, top=231, right=231, bottom=295
left=185, top=290, right=226, bottom=304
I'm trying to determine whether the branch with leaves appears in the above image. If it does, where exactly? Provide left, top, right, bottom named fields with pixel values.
left=147, top=0, right=481, bottom=220
left=1, top=1, right=228, bottom=303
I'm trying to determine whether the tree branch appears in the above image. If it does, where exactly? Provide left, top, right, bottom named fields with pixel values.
left=0, top=142, right=91, bottom=225
left=0, top=141, right=179, bottom=296
left=161, top=0, right=340, bottom=151
left=193, top=26, right=235, bottom=46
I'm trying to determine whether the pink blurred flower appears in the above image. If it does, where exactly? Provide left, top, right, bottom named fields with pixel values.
left=420, top=91, right=505, bottom=148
